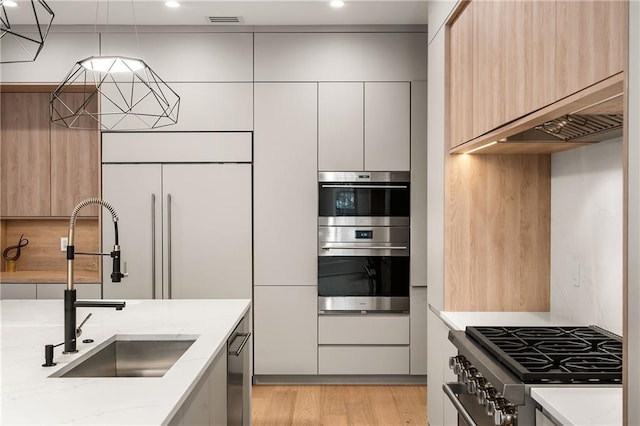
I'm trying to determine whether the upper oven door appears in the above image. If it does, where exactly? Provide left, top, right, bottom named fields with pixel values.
left=318, top=171, right=410, bottom=226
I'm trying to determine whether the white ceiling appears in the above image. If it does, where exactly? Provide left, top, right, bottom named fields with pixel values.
left=7, top=0, right=429, bottom=26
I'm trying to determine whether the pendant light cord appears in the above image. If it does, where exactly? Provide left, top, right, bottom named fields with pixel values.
left=131, top=0, right=140, bottom=53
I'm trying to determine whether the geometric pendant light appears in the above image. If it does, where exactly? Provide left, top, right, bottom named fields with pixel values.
left=50, top=56, right=180, bottom=130
left=0, top=0, right=55, bottom=63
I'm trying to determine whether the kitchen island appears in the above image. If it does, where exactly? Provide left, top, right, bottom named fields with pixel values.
left=1, top=299, right=251, bottom=425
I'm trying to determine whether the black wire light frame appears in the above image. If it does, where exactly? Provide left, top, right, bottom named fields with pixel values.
left=0, top=0, right=54, bottom=63
left=50, top=55, right=181, bottom=131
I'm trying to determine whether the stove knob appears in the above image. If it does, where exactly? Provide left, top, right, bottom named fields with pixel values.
left=479, top=386, right=496, bottom=406
left=449, top=355, right=464, bottom=370
left=462, top=366, right=478, bottom=384
left=491, top=398, right=507, bottom=420
left=500, top=404, right=518, bottom=426
left=453, top=359, right=469, bottom=376
left=486, top=395, right=504, bottom=417
left=467, top=376, right=478, bottom=394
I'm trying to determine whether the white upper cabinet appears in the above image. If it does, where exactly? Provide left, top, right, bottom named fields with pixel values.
left=365, top=82, right=411, bottom=171
left=101, top=33, right=253, bottom=82
left=254, top=83, right=318, bottom=286
left=319, top=82, right=411, bottom=171
left=318, top=82, right=364, bottom=171
left=99, top=83, right=253, bottom=132
left=254, top=32, right=427, bottom=82
left=0, top=33, right=99, bottom=82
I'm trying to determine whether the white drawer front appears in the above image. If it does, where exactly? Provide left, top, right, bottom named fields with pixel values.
left=318, top=315, right=410, bottom=345
left=319, top=345, right=410, bottom=375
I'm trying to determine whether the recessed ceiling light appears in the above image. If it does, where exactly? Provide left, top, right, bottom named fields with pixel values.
left=165, top=1, right=181, bottom=8
left=330, top=0, right=345, bottom=8
left=2, top=1, right=19, bottom=7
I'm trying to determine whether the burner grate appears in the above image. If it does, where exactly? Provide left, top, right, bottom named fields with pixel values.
left=465, top=326, right=623, bottom=384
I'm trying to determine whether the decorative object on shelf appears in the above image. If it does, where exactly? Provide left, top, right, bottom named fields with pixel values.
left=0, top=0, right=54, bottom=64
left=49, top=0, right=179, bottom=130
left=2, top=234, right=29, bottom=273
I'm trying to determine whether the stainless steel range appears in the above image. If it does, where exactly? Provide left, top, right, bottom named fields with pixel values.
left=447, top=326, right=623, bottom=426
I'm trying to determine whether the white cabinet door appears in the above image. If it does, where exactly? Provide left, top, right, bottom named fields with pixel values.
left=102, top=164, right=162, bottom=300
left=318, top=82, right=364, bottom=171
left=254, top=83, right=317, bottom=286
left=410, top=286, right=428, bottom=375
left=364, top=82, right=411, bottom=171
left=254, top=286, right=318, bottom=375
left=163, top=164, right=252, bottom=299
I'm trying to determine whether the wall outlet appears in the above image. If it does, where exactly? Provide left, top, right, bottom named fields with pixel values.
left=60, top=237, right=68, bottom=252
left=572, top=260, right=582, bottom=287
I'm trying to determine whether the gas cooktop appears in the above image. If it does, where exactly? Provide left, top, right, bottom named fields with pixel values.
left=465, top=326, right=623, bottom=384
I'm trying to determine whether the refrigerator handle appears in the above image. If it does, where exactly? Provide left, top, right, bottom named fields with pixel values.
left=167, top=193, right=172, bottom=299
left=151, top=193, right=156, bottom=300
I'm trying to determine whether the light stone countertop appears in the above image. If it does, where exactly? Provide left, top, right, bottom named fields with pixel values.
left=431, top=306, right=622, bottom=426
left=531, top=387, right=622, bottom=425
left=1, top=299, right=251, bottom=425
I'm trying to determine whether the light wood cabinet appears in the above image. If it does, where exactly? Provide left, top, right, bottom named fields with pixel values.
left=471, top=0, right=505, bottom=137
left=555, top=0, right=626, bottom=100
left=502, top=0, right=556, bottom=124
left=0, top=91, right=99, bottom=217
left=1, top=93, right=50, bottom=217
left=448, top=0, right=625, bottom=152
left=448, top=2, right=474, bottom=149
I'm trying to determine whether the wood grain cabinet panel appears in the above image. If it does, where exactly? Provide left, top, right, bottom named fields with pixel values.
left=502, top=0, right=556, bottom=123
left=444, top=154, right=551, bottom=311
left=448, top=2, right=474, bottom=149
left=472, top=0, right=505, bottom=137
left=0, top=93, right=50, bottom=217
left=50, top=94, right=99, bottom=217
left=556, top=0, right=626, bottom=100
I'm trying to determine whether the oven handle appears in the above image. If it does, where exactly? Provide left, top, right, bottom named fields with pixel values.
left=443, top=383, right=479, bottom=426
left=321, top=245, right=408, bottom=250
left=321, top=184, right=408, bottom=189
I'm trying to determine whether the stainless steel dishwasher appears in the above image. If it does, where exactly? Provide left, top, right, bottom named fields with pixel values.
left=227, top=318, right=251, bottom=426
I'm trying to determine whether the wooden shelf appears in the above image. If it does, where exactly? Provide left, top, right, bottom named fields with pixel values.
left=0, top=270, right=100, bottom=284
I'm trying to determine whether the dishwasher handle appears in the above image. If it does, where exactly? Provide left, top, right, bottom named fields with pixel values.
left=228, top=332, right=251, bottom=357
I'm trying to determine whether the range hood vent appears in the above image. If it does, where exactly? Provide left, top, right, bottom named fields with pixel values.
left=207, top=16, right=243, bottom=24
left=501, top=113, right=624, bottom=144
left=533, top=114, right=624, bottom=142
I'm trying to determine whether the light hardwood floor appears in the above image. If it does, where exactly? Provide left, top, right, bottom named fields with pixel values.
left=252, top=385, right=427, bottom=426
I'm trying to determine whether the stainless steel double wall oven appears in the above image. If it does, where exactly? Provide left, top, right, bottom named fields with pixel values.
left=318, top=172, right=410, bottom=313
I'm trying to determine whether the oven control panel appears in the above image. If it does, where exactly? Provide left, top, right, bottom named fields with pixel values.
left=449, top=356, right=518, bottom=426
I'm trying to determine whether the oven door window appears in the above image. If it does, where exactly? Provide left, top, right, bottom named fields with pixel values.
left=318, top=256, right=409, bottom=297
left=318, top=183, right=410, bottom=217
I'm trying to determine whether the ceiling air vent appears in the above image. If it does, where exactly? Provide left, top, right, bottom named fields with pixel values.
left=207, top=16, right=243, bottom=24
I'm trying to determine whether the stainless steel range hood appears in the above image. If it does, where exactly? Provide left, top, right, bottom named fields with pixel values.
left=502, top=113, right=624, bottom=143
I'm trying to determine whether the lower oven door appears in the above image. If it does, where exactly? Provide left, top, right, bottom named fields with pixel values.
left=318, top=255, right=409, bottom=313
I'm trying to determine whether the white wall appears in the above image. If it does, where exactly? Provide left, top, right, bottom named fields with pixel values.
left=551, top=137, right=623, bottom=335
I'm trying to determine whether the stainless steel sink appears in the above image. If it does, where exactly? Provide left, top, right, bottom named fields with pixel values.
left=55, top=337, right=196, bottom=378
